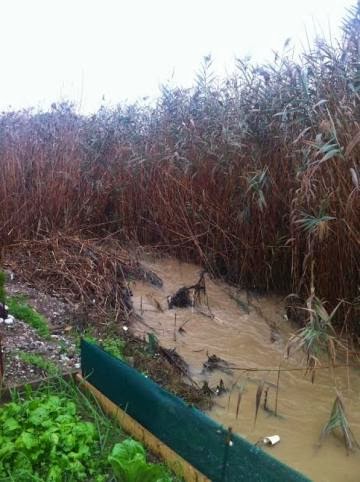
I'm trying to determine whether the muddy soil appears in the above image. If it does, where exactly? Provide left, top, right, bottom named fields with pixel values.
left=1, top=268, right=210, bottom=409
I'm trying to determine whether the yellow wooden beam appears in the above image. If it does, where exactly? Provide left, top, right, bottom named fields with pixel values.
left=75, top=374, right=211, bottom=482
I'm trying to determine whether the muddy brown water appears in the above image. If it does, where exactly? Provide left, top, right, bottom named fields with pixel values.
left=132, top=258, right=360, bottom=482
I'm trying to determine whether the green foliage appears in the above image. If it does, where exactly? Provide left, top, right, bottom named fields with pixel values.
left=82, top=333, right=98, bottom=346
left=0, top=271, right=5, bottom=304
left=108, top=439, right=172, bottom=482
left=0, top=393, right=107, bottom=481
left=0, top=378, right=176, bottom=482
left=7, top=295, right=50, bottom=338
left=83, top=334, right=125, bottom=360
left=18, top=352, right=58, bottom=375
left=102, top=337, right=125, bottom=360
left=296, top=211, right=336, bottom=241
left=246, top=167, right=268, bottom=212
left=287, top=295, right=344, bottom=381
left=320, top=391, right=360, bottom=453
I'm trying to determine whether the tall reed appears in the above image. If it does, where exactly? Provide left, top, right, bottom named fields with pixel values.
left=0, top=4, right=359, bottom=332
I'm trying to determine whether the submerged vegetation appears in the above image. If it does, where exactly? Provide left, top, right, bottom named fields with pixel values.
left=0, top=5, right=359, bottom=334
left=320, top=391, right=360, bottom=454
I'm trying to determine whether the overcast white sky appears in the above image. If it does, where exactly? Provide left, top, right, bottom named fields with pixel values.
left=0, top=0, right=354, bottom=113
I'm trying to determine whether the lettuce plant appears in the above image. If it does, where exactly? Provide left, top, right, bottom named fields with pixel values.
left=108, top=439, right=173, bottom=482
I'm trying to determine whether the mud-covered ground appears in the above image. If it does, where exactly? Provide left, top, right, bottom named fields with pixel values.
left=0, top=269, right=211, bottom=409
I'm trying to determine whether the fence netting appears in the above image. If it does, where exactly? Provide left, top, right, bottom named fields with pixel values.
left=81, top=340, right=310, bottom=482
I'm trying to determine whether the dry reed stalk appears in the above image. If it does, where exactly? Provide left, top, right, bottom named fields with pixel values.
left=275, top=366, right=281, bottom=416
left=235, top=391, right=242, bottom=420
left=4, top=234, right=160, bottom=321
left=254, top=380, right=265, bottom=427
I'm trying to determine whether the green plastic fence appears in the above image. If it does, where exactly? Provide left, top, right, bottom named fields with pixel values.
left=81, top=340, right=310, bottom=482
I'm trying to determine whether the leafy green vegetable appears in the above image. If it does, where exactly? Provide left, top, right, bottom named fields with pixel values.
left=0, top=393, right=107, bottom=481
left=109, top=439, right=173, bottom=482
left=0, top=381, right=176, bottom=482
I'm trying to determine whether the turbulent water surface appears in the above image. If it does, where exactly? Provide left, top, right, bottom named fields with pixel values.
left=132, top=257, right=360, bottom=482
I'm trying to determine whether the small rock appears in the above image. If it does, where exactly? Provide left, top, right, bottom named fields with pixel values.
left=5, top=317, right=14, bottom=325
left=74, top=362, right=81, bottom=369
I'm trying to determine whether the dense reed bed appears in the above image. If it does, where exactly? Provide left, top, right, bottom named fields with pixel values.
left=0, top=5, right=359, bottom=333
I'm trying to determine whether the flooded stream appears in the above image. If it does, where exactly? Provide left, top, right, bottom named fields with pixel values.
left=132, top=257, right=360, bottom=481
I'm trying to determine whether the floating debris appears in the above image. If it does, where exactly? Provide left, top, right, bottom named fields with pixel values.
left=215, top=379, right=227, bottom=396
left=167, top=271, right=207, bottom=309
left=143, top=270, right=163, bottom=288
left=263, top=435, right=281, bottom=446
left=203, top=353, right=233, bottom=374
left=201, top=381, right=214, bottom=396
left=159, top=347, right=190, bottom=377
left=167, top=287, right=193, bottom=309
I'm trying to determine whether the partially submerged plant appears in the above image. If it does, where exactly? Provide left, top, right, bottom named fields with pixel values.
left=320, top=391, right=359, bottom=454
left=254, top=380, right=265, bottom=426
left=146, top=332, right=159, bottom=356
left=286, top=293, right=344, bottom=382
